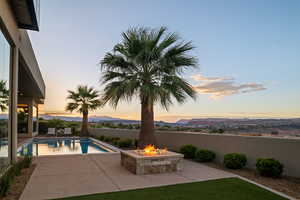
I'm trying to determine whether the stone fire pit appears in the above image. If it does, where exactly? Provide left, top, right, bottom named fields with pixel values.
left=121, top=150, right=183, bottom=175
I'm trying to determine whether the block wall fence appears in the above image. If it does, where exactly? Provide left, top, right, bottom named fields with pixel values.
left=89, top=128, right=300, bottom=178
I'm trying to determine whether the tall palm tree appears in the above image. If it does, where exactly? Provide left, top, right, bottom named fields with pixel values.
left=0, top=80, right=9, bottom=112
left=65, top=85, right=102, bottom=136
left=100, top=27, right=198, bottom=148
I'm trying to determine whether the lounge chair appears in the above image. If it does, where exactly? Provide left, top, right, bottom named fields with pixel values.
left=47, top=128, right=56, bottom=136
left=64, top=128, right=72, bottom=135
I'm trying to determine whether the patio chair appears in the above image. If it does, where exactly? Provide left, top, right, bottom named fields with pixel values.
left=47, top=128, right=56, bottom=136
left=64, top=128, right=72, bottom=135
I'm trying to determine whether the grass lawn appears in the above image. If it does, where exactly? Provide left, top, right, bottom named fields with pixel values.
left=54, top=178, right=287, bottom=200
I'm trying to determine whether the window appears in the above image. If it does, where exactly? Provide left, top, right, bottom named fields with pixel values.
left=17, top=104, right=29, bottom=134
left=0, top=30, right=11, bottom=173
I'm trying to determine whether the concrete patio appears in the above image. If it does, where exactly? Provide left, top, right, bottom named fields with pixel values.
left=20, top=153, right=237, bottom=200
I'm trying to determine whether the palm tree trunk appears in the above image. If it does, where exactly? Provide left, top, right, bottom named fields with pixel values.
left=81, top=110, right=89, bottom=137
left=138, top=100, right=156, bottom=148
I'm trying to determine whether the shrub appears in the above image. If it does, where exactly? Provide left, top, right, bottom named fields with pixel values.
left=209, top=128, right=225, bottom=134
left=179, top=145, right=197, bottom=159
left=117, top=139, right=133, bottom=148
left=195, top=149, right=216, bottom=162
left=191, top=128, right=202, bottom=132
left=112, top=137, right=120, bottom=141
left=103, top=136, right=113, bottom=142
left=134, top=139, right=138, bottom=148
left=271, top=131, right=279, bottom=135
left=111, top=137, right=120, bottom=145
left=256, top=158, right=283, bottom=178
left=224, top=153, right=247, bottom=169
left=21, top=156, right=32, bottom=169
left=99, top=135, right=105, bottom=141
left=0, top=156, right=32, bottom=197
left=95, top=136, right=120, bottom=144
left=112, top=140, right=119, bottom=146
left=10, top=163, right=22, bottom=176
left=0, top=174, right=11, bottom=197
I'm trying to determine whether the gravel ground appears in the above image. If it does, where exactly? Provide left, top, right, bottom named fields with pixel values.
left=1, top=164, right=36, bottom=200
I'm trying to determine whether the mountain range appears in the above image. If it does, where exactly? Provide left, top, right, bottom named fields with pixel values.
left=39, top=114, right=174, bottom=125
left=40, top=114, right=124, bottom=122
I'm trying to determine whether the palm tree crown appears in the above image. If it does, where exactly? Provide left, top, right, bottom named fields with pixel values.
left=100, top=27, right=198, bottom=147
left=66, top=85, right=102, bottom=113
left=100, top=27, right=198, bottom=109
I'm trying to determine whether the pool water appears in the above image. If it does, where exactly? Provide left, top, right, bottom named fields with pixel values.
left=18, top=138, right=114, bottom=156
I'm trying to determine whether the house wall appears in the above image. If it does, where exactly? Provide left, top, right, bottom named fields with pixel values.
left=89, top=128, right=300, bottom=178
left=0, top=0, right=45, bottom=164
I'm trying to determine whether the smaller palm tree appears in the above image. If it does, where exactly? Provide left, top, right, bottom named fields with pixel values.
left=65, top=85, right=102, bottom=136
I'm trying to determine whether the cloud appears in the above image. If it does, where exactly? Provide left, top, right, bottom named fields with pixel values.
left=191, top=74, right=233, bottom=82
left=191, top=74, right=266, bottom=99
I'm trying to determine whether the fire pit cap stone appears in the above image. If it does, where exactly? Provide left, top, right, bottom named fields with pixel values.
left=120, top=150, right=184, bottom=159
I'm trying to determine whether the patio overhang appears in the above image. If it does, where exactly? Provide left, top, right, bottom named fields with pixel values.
left=18, top=54, right=45, bottom=104
left=10, top=0, right=40, bottom=31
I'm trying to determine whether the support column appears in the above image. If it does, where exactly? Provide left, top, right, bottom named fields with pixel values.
left=28, top=102, right=33, bottom=137
left=36, top=105, right=39, bottom=136
left=9, top=47, right=18, bottom=163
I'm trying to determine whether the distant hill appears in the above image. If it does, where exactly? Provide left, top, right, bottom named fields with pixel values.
left=175, top=118, right=300, bottom=128
left=176, top=119, right=190, bottom=124
left=40, top=114, right=123, bottom=122
left=39, top=114, right=175, bottom=126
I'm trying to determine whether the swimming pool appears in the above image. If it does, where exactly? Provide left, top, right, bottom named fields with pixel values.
left=18, top=138, right=116, bottom=156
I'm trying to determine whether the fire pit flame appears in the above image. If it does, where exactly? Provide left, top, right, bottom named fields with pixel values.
left=135, top=144, right=167, bottom=156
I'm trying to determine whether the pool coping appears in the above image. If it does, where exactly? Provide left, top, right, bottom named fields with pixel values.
left=89, top=137, right=121, bottom=152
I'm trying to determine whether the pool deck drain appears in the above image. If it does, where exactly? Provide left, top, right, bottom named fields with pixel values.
left=20, top=153, right=236, bottom=200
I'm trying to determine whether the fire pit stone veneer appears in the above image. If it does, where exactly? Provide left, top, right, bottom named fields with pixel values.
left=121, top=150, right=184, bottom=175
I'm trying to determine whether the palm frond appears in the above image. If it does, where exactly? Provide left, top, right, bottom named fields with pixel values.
left=100, top=26, right=198, bottom=110
left=65, top=85, right=103, bottom=113
left=0, top=80, right=9, bottom=112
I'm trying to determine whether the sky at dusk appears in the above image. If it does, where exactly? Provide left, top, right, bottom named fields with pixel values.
left=29, top=0, right=300, bottom=122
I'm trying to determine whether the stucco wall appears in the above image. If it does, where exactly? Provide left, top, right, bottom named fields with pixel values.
left=89, top=128, right=300, bottom=178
